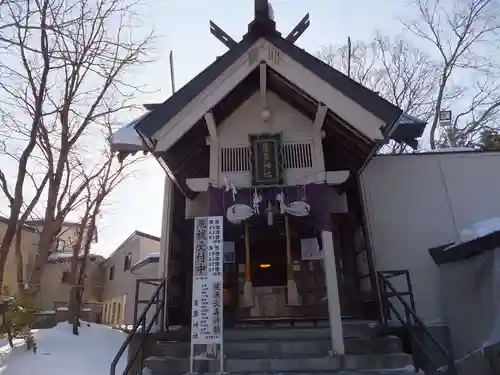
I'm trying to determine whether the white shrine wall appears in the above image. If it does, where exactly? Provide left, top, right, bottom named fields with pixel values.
left=209, top=92, right=323, bottom=188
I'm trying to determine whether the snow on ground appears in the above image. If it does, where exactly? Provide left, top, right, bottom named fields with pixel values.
left=0, top=322, right=127, bottom=375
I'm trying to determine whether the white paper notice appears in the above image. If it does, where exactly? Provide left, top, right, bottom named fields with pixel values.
left=191, top=216, right=224, bottom=345
left=300, top=237, right=323, bottom=260
left=223, top=241, right=235, bottom=264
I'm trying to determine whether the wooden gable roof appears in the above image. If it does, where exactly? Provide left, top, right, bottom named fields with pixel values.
left=131, top=3, right=425, bottom=198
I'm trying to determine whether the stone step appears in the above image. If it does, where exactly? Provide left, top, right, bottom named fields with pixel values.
left=224, top=321, right=383, bottom=342
left=225, top=372, right=418, bottom=375
left=154, top=336, right=402, bottom=358
left=200, top=372, right=418, bottom=375
left=154, top=321, right=385, bottom=343
left=144, top=353, right=414, bottom=374
left=147, top=370, right=418, bottom=375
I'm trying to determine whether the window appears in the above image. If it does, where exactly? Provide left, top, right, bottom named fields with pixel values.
left=61, top=271, right=70, bottom=283
left=109, top=265, right=115, bottom=281
left=124, top=253, right=131, bottom=271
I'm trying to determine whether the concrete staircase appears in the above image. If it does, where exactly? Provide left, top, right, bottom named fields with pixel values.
left=144, top=321, right=416, bottom=374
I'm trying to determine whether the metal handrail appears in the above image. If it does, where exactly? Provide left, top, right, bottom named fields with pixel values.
left=133, top=278, right=164, bottom=327
left=110, top=278, right=166, bottom=375
left=377, top=272, right=456, bottom=375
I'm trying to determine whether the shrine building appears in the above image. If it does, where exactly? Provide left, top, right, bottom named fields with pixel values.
left=110, top=0, right=500, bottom=358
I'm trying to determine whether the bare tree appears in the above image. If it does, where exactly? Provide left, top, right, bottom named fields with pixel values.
left=480, top=127, right=500, bottom=149
left=402, top=0, right=500, bottom=148
left=0, top=0, right=153, bottom=294
left=317, top=33, right=438, bottom=151
left=317, top=39, right=386, bottom=90
left=318, top=34, right=438, bottom=120
left=0, top=0, right=52, bottom=289
left=66, top=136, right=142, bottom=335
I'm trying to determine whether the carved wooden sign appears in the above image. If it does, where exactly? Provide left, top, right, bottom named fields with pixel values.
left=249, top=133, right=283, bottom=186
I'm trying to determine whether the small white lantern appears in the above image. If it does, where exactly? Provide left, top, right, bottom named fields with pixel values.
left=439, top=110, right=452, bottom=129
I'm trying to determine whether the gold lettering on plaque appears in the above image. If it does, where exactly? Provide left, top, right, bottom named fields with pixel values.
left=261, top=142, right=272, bottom=178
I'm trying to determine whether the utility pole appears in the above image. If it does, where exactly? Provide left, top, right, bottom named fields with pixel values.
left=169, top=51, right=176, bottom=95
left=159, top=50, right=177, bottom=330
left=347, top=36, right=352, bottom=78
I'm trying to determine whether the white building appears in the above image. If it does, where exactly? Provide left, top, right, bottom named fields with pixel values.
left=101, top=231, right=160, bottom=326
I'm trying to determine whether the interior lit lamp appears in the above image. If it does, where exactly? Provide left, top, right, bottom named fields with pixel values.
left=260, top=264, right=271, bottom=269
left=439, top=110, right=456, bottom=147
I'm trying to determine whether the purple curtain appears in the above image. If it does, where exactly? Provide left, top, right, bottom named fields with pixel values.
left=208, top=183, right=332, bottom=231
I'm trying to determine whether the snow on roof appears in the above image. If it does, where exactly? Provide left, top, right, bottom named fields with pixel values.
left=425, top=147, right=476, bottom=153
left=47, top=251, right=102, bottom=262
left=109, top=112, right=151, bottom=154
left=131, top=252, right=160, bottom=272
left=48, top=252, right=75, bottom=261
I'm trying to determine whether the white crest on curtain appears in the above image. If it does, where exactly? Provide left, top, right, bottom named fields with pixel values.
left=226, top=189, right=263, bottom=224
left=276, top=192, right=311, bottom=217
left=225, top=188, right=311, bottom=225
left=226, top=204, right=254, bottom=225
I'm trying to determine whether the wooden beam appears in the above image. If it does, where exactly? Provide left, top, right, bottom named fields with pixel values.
left=185, top=171, right=350, bottom=192
left=260, top=62, right=267, bottom=109
left=313, top=103, right=328, bottom=132
left=286, top=13, right=310, bottom=44
left=204, top=112, right=217, bottom=141
left=209, top=21, right=237, bottom=49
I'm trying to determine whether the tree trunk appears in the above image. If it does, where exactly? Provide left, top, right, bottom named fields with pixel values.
left=72, top=221, right=96, bottom=334
left=14, top=228, right=24, bottom=293
left=0, top=224, right=18, bottom=292
left=68, top=257, right=81, bottom=326
left=68, top=221, right=87, bottom=329
left=28, top=220, right=57, bottom=296
left=6, top=319, right=14, bottom=348
left=72, top=288, right=82, bottom=335
left=68, top=287, right=79, bottom=327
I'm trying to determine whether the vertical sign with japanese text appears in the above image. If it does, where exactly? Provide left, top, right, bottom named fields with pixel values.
left=190, top=216, right=224, bottom=345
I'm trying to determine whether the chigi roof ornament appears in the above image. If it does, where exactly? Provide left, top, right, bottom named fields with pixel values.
left=209, top=0, right=310, bottom=50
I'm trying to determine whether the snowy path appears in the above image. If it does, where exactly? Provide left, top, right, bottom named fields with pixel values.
left=0, top=322, right=127, bottom=375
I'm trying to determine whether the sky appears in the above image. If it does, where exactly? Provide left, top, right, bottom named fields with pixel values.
left=1, top=0, right=413, bottom=257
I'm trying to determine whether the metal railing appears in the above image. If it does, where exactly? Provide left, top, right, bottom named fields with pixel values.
left=133, top=278, right=165, bottom=330
left=377, top=270, right=456, bottom=375
left=110, top=278, right=166, bottom=375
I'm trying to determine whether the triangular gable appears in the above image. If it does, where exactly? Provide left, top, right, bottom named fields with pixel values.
left=136, top=34, right=258, bottom=140
left=135, top=32, right=404, bottom=153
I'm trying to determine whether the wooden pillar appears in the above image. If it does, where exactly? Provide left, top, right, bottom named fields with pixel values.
left=285, top=216, right=300, bottom=305
left=159, top=176, right=174, bottom=329
left=121, top=295, right=127, bottom=325
left=103, top=302, right=108, bottom=323
left=242, top=221, right=253, bottom=307
left=322, top=230, right=345, bottom=356
left=313, top=125, right=345, bottom=356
